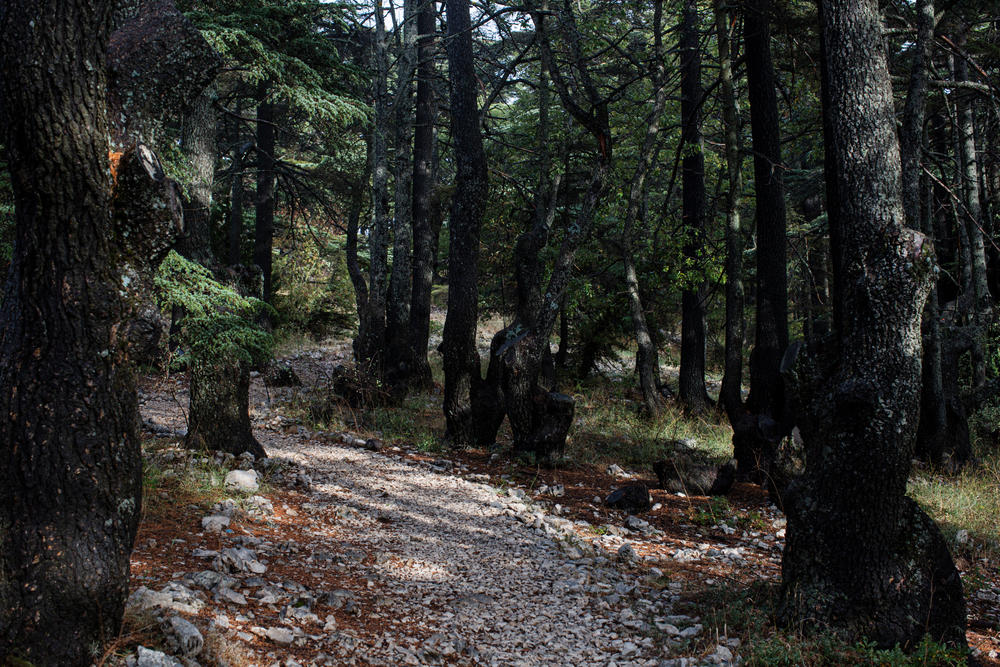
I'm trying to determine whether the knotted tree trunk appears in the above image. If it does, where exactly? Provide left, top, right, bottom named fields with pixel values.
left=779, top=0, right=966, bottom=649
left=0, top=1, right=195, bottom=661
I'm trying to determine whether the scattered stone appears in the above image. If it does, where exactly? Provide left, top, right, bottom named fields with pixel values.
left=201, top=514, right=230, bottom=533
left=214, top=547, right=267, bottom=574
left=618, top=543, right=637, bottom=563
left=164, top=615, right=203, bottom=657
left=605, top=484, right=652, bottom=512
left=217, top=587, right=248, bottom=605
left=246, top=495, right=275, bottom=517
left=606, top=463, right=629, bottom=479
left=128, top=583, right=204, bottom=615
left=224, top=469, right=259, bottom=493
left=266, top=626, right=295, bottom=645
left=126, top=646, right=183, bottom=667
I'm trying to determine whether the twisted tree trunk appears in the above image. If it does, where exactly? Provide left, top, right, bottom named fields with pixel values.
left=779, top=0, right=966, bottom=648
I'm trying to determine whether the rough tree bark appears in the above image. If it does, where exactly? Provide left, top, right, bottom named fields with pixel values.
left=716, top=0, right=746, bottom=422
left=355, top=0, right=392, bottom=377
left=177, top=87, right=218, bottom=266
left=441, top=0, right=489, bottom=445
left=622, top=0, right=668, bottom=417
left=467, top=0, right=612, bottom=460
left=187, top=356, right=267, bottom=459
left=385, top=0, right=418, bottom=392
left=254, top=96, right=277, bottom=304
left=899, top=0, right=950, bottom=463
left=779, top=0, right=967, bottom=648
left=952, top=24, right=990, bottom=390
left=732, top=0, right=790, bottom=482
left=0, top=2, right=184, bottom=662
left=678, top=0, right=711, bottom=413
left=408, top=0, right=439, bottom=389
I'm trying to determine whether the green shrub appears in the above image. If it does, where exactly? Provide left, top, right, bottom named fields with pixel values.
left=154, top=250, right=273, bottom=369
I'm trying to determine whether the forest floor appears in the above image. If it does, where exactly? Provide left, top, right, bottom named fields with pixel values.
left=109, top=336, right=1000, bottom=667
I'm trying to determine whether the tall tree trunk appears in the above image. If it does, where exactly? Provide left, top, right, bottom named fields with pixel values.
left=468, top=0, right=612, bottom=460
left=678, top=0, right=711, bottom=413
left=716, top=0, right=745, bottom=421
left=356, top=1, right=392, bottom=376
left=900, top=0, right=948, bottom=462
left=385, top=0, right=417, bottom=392
left=441, top=0, right=488, bottom=445
left=177, top=87, right=218, bottom=266
left=254, top=96, right=276, bottom=303
left=734, top=0, right=790, bottom=481
left=622, top=0, right=668, bottom=417
left=0, top=2, right=141, bottom=661
left=408, top=0, right=438, bottom=389
left=952, top=26, right=990, bottom=389
left=227, top=102, right=247, bottom=266
left=779, top=0, right=967, bottom=648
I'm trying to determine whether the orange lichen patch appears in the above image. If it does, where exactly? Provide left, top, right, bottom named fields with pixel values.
left=109, top=150, right=124, bottom=188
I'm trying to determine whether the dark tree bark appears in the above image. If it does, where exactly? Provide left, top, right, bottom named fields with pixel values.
left=227, top=137, right=247, bottom=266
left=254, top=97, right=276, bottom=304
left=187, top=357, right=267, bottom=459
left=408, top=0, right=439, bottom=389
left=678, top=0, right=711, bottom=413
left=779, top=0, right=966, bottom=648
left=715, top=0, right=746, bottom=422
left=441, top=0, right=488, bottom=445
left=900, top=0, right=949, bottom=463
left=468, top=0, right=612, bottom=460
left=0, top=2, right=142, bottom=661
left=177, top=87, right=218, bottom=266
left=385, top=0, right=417, bottom=392
left=732, top=0, right=790, bottom=481
left=355, top=2, right=391, bottom=377
left=622, top=0, right=668, bottom=417
left=951, top=25, right=990, bottom=390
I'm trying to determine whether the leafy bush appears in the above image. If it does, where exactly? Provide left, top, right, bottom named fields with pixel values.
left=271, top=230, right=355, bottom=340
left=154, top=250, right=273, bottom=368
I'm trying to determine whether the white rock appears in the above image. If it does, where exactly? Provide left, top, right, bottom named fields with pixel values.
left=224, top=469, right=259, bottom=492
left=266, top=626, right=295, bottom=645
left=201, top=515, right=230, bottom=533
left=165, top=615, right=203, bottom=657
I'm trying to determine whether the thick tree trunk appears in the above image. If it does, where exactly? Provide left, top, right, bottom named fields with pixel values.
left=177, top=87, right=218, bottom=266
left=678, top=0, right=711, bottom=413
left=408, top=0, right=438, bottom=389
left=716, top=0, right=745, bottom=422
left=779, top=0, right=967, bottom=649
left=385, top=0, right=417, bottom=392
left=0, top=2, right=141, bottom=662
left=187, top=357, right=267, bottom=459
left=733, top=0, right=790, bottom=481
left=254, top=97, right=277, bottom=304
left=356, top=4, right=392, bottom=376
left=441, top=0, right=488, bottom=445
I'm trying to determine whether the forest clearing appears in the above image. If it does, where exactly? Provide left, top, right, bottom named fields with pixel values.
left=1, top=0, right=1000, bottom=664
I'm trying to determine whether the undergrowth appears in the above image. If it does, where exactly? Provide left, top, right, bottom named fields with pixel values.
left=683, top=582, right=969, bottom=666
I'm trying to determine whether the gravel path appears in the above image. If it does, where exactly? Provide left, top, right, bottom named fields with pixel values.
left=272, top=436, right=670, bottom=666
